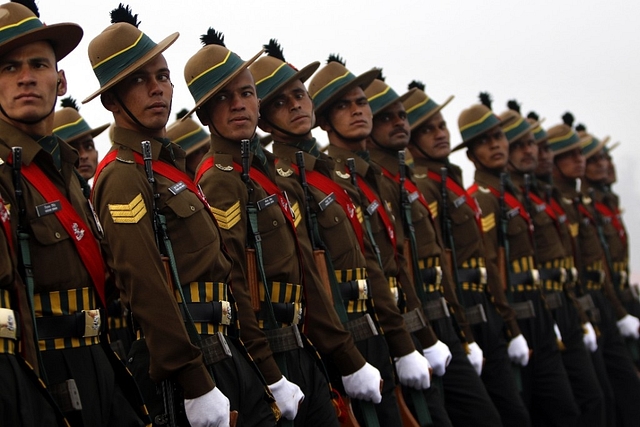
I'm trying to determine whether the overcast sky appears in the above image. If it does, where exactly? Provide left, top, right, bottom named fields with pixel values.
left=39, top=0, right=640, bottom=279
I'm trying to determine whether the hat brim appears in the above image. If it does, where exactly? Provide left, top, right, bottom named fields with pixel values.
left=82, top=32, right=179, bottom=104
left=409, top=95, right=454, bottom=131
left=182, top=49, right=264, bottom=120
left=314, top=67, right=380, bottom=117
left=451, top=113, right=517, bottom=153
left=0, top=22, right=82, bottom=61
left=584, top=135, right=610, bottom=159
left=507, top=120, right=540, bottom=145
left=552, top=134, right=592, bottom=157
left=372, top=87, right=417, bottom=117
left=260, top=61, right=320, bottom=107
left=65, top=122, right=110, bottom=145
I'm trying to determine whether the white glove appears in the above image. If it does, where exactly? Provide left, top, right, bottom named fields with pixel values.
left=583, top=322, right=598, bottom=353
left=507, top=334, right=530, bottom=366
left=342, top=362, right=382, bottom=404
left=466, top=342, right=484, bottom=376
left=184, top=387, right=230, bottom=427
left=395, top=350, right=432, bottom=390
left=269, top=376, right=304, bottom=421
left=422, top=340, right=452, bottom=376
left=616, top=314, right=640, bottom=339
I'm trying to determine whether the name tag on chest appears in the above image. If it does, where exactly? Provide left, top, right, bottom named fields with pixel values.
left=507, top=207, right=520, bottom=219
left=36, top=200, right=62, bottom=217
left=168, top=181, right=187, bottom=195
left=453, top=195, right=466, bottom=209
left=408, top=191, right=420, bottom=203
left=318, top=192, right=336, bottom=211
left=366, top=199, right=380, bottom=216
left=257, top=194, right=278, bottom=211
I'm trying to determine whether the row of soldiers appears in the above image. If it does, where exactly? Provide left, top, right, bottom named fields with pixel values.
left=1, top=1, right=638, bottom=426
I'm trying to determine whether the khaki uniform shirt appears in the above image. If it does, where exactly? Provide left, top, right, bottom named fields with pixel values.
left=92, top=127, right=230, bottom=398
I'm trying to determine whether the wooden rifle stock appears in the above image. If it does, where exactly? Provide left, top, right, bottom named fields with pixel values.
left=313, top=248, right=333, bottom=300
left=404, top=239, right=415, bottom=286
left=245, top=248, right=261, bottom=312
left=395, top=386, right=421, bottom=427
left=498, top=247, right=508, bottom=291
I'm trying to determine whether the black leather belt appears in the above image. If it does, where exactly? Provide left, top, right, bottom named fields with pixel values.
left=181, top=301, right=233, bottom=326
left=345, top=314, right=378, bottom=342
left=465, top=304, right=487, bottom=325
left=36, top=310, right=102, bottom=339
left=457, top=267, right=487, bottom=285
left=420, top=267, right=443, bottom=287
left=269, top=302, right=302, bottom=325
left=612, top=271, right=628, bottom=288
left=424, top=298, right=450, bottom=321
left=264, top=325, right=304, bottom=354
left=512, top=301, right=536, bottom=319
left=538, top=268, right=566, bottom=283
left=198, top=332, right=232, bottom=366
left=339, top=279, right=370, bottom=301
left=402, top=309, right=427, bottom=333
left=509, top=270, right=540, bottom=287
left=583, top=270, right=605, bottom=285
left=544, top=292, right=563, bottom=310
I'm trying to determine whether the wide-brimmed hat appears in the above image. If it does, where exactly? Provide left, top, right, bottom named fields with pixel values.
left=364, top=75, right=416, bottom=116
left=83, top=5, right=178, bottom=103
left=546, top=124, right=587, bottom=156
left=402, top=80, right=454, bottom=131
left=526, top=112, right=548, bottom=144
left=166, top=109, right=209, bottom=155
left=183, top=28, right=263, bottom=119
left=499, top=101, right=540, bottom=145
left=248, top=39, right=319, bottom=108
left=452, top=93, right=515, bottom=152
left=308, top=54, right=379, bottom=116
left=53, top=97, right=109, bottom=143
left=0, top=2, right=82, bottom=61
left=581, top=134, right=610, bottom=159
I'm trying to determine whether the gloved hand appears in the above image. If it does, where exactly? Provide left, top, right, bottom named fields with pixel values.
left=616, top=314, right=640, bottom=339
left=184, top=387, right=230, bottom=427
left=507, top=334, right=530, bottom=366
left=422, top=340, right=452, bottom=376
left=466, top=342, right=484, bottom=376
left=269, top=376, right=304, bottom=421
left=583, top=322, right=598, bottom=353
left=342, top=362, right=382, bottom=403
left=395, top=350, right=432, bottom=390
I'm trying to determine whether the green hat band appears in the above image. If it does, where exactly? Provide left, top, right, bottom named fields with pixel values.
left=581, top=136, right=600, bottom=155
left=460, top=111, right=501, bottom=142
left=502, top=116, right=530, bottom=142
left=53, top=117, right=91, bottom=141
left=367, top=85, right=400, bottom=116
left=255, top=62, right=297, bottom=101
left=548, top=130, right=580, bottom=153
left=312, top=70, right=356, bottom=110
left=406, top=95, right=439, bottom=127
left=93, top=32, right=158, bottom=88
left=0, top=15, right=42, bottom=44
left=187, top=50, right=244, bottom=104
left=174, top=126, right=209, bottom=151
left=532, top=125, right=548, bottom=142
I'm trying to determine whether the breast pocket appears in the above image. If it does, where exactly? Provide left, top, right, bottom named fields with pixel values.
left=316, top=201, right=354, bottom=259
left=163, top=190, right=215, bottom=254
left=449, top=203, right=478, bottom=248
left=507, top=216, right=531, bottom=259
left=256, top=200, right=296, bottom=273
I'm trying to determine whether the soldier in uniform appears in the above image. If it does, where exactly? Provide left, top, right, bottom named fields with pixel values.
left=86, top=7, right=275, bottom=427
left=549, top=121, right=640, bottom=426
left=0, top=2, right=145, bottom=426
left=364, top=77, right=504, bottom=426
left=308, top=55, right=434, bottom=426
left=166, top=109, right=210, bottom=181
left=405, top=82, right=531, bottom=426
left=183, top=31, right=366, bottom=426
left=458, top=95, right=579, bottom=426
left=502, top=102, right=605, bottom=426
left=249, top=42, right=438, bottom=426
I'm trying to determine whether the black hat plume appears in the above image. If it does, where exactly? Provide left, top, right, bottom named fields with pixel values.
left=507, top=100, right=521, bottom=113
left=408, top=80, right=425, bottom=91
left=527, top=111, right=539, bottom=121
left=176, top=108, right=189, bottom=120
left=12, top=0, right=39, bottom=16
left=264, top=39, right=285, bottom=61
left=479, top=92, right=493, bottom=110
left=60, top=96, right=79, bottom=111
left=110, top=4, right=140, bottom=27
left=327, top=54, right=345, bottom=66
left=201, top=28, right=225, bottom=47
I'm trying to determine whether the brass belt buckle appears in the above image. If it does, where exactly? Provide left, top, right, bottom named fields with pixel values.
left=357, top=279, right=369, bottom=300
left=82, top=309, right=101, bottom=337
left=559, top=268, right=567, bottom=284
left=220, top=301, right=232, bottom=326
left=479, top=267, right=488, bottom=285
left=0, top=308, right=17, bottom=340
left=434, top=266, right=443, bottom=286
left=598, top=270, right=606, bottom=284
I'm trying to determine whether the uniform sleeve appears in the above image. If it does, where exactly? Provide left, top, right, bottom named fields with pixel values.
left=474, top=191, right=522, bottom=338
left=198, top=166, right=283, bottom=385
left=92, top=160, right=214, bottom=399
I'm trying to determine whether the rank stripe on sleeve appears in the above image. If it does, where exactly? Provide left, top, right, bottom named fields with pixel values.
left=107, top=193, right=147, bottom=224
left=210, top=201, right=241, bottom=230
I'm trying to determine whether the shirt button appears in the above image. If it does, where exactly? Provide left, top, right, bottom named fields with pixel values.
left=334, top=216, right=339, bottom=223
left=55, top=232, right=61, bottom=239
left=272, top=220, right=278, bottom=227
left=190, top=205, right=196, bottom=211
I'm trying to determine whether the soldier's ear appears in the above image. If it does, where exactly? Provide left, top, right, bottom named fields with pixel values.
left=56, top=70, right=67, bottom=97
